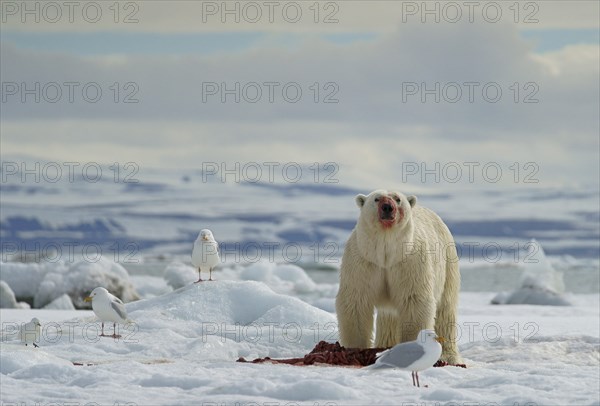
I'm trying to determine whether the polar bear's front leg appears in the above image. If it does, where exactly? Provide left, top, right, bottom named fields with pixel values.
left=374, top=310, right=400, bottom=347
left=335, top=286, right=374, bottom=348
left=397, top=294, right=437, bottom=344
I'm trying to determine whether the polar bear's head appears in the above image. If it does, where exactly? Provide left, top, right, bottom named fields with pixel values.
left=355, top=190, right=417, bottom=230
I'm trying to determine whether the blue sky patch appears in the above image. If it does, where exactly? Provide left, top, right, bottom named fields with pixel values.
left=520, top=28, right=599, bottom=52
left=3, top=29, right=596, bottom=56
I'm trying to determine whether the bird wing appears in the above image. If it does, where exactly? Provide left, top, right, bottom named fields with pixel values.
left=17, top=324, right=27, bottom=340
left=375, top=341, right=425, bottom=369
left=111, top=300, right=128, bottom=320
left=191, top=242, right=204, bottom=267
left=19, top=322, right=38, bottom=342
left=110, top=294, right=124, bottom=305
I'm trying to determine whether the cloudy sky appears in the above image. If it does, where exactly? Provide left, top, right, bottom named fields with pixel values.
left=1, top=1, right=598, bottom=189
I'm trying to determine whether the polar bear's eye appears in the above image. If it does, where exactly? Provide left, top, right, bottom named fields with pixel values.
left=374, top=198, right=380, bottom=202
left=394, top=197, right=401, bottom=203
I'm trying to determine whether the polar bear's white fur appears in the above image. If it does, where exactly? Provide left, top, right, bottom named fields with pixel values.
left=335, top=190, right=462, bottom=364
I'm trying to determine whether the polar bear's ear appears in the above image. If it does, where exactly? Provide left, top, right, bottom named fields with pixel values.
left=355, top=194, right=367, bottom=208
left=407, top=195, right=417, bottom=207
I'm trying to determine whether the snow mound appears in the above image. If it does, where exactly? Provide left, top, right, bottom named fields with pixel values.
left=35, top=258, right=139, bottom=309
left=520, top=239, right=566, bottom=293
left=160, top=261, right=332, bottom=315
left=239, top=262, right=317, bottom=293
left=128, top=279, right=333, bottom=329
left=42, top=294, right=75, bottom=310
left=491, top=285, right=572, bottom=306
left=130, top=275, right=171, bottom=299
left=0, top=261, right=65, bottom=300
left=491, top=240, right=571, bottom=306
left=163, top=261, right=197, bottom=289
left=312, top=297, right=336, bottom=313
left=126, top=279, right=337, bottom=359
left=0, top=281, right=19, bottom=308
left=1, top=259, right=139, bottom=309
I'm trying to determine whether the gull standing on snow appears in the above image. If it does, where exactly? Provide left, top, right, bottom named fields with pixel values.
left=19, top=317, right=42, bottom=347
left=84, top=287, right=130, bottom=338
left=191, top=229, right=220, bottom=282
left=370, top=329, right=444, bottom=387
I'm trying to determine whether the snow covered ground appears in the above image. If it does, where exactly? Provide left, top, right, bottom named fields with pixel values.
left=1, top=158, right=598, bottom=404
left=1, top=276, right=599, bottom=405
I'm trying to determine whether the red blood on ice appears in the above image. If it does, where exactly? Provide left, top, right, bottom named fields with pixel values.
left=237, top=341, right=467, bottom=368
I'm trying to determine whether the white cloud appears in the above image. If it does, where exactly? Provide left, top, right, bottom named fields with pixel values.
left=2, top=22, right=598, bottom=132
left=1, top=20, right=598, bottom=189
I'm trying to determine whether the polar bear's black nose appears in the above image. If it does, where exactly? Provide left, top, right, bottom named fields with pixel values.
left=382, top=203, right=394, bottom=213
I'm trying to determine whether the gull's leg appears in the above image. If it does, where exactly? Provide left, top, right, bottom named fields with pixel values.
left=100, top=322, right=106, bottom=336
left=416, top=372, right=420, bottom=388
left=112, top=322, right=121, bottom=339
left=195, top=268, right=203, bottom=283
left=209, top=267, right=213, bottom=281
left=411, top=372, right=416, bottom=386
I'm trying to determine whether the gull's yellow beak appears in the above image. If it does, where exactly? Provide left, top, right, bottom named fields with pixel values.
left=84, top=296, right=92, bottom=302
left=436, top=336, right=445, bottom=343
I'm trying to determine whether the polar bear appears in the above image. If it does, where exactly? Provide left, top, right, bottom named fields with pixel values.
left=335, top=190, right=462, bottom=364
